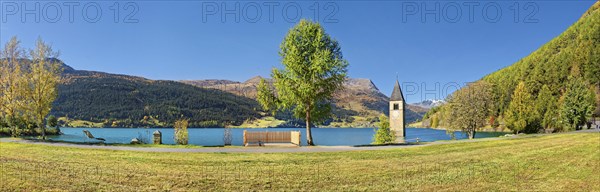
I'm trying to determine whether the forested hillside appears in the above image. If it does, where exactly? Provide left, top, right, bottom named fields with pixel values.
left=52, top=64, right=261, bottom=128
left=424, top=2, right=599, bottom=133
left=484, top=2, right=599, bottom=115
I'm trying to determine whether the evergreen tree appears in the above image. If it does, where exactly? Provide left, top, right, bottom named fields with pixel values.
left=536, top=85, right=559, bottom=130
left=559, top=77, right=597, bottom=131
left=542, top=100, right=560, bottom=131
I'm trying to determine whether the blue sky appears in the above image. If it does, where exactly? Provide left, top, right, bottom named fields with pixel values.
left=0, top=1, right=596, bottom=103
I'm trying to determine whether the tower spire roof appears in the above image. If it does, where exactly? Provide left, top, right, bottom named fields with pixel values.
left=390, top=80, right=404, bottom=101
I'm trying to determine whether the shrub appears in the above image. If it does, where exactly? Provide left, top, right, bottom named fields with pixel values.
left=47, top=115, right=58, bottom=128
left=0, top=128, right=11, bottom=136
left=223, top=127, right=232, bottom=146
left=11, top=127, right=23, bottom=137
left=174, top=119, right=189, bottom=145
left=373, top=115, right=395, bottom=144
left=137, top=130, right=152, bottom=144
left=45, top=128, right=60, bottom=135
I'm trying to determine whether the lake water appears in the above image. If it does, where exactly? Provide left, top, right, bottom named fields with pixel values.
left=48, top=128, right=506, bottom=146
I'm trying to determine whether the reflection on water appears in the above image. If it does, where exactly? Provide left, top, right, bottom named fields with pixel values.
left=48, top=128, right=506, bottom=146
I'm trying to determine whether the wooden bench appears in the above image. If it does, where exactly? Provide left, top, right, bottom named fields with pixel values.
left=243, top=130, right=301, bottom=146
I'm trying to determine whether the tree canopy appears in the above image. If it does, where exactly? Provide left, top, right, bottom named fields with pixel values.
left=443, top=82, right=493, bottom=139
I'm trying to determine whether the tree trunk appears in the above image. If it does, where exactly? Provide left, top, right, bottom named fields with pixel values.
left=40, top=122, right=46, bottom=140
left=467, top=127, right=475, bottom=140
left=306, top=110, right=314, bottom=146
left=40, top=114, right=46, bottom=140
left=467, top=130, right=472, bottom=139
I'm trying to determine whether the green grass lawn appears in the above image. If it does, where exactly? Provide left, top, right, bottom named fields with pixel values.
left=1, top=132, right=598, bottom=191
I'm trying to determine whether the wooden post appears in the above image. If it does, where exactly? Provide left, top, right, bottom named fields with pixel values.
left=291, top=131, right=301, bottom=146
left=298, top=131, right=301, bottom=147
left=153, top=130, right=162, bottom=144
left=243, top=130, right=247, bottom=146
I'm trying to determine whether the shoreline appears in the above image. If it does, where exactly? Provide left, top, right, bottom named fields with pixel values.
left=2, top=129, right=596, bottom=153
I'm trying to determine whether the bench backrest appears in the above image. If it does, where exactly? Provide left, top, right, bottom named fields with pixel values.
left=243, top=131, right=301, bottom=146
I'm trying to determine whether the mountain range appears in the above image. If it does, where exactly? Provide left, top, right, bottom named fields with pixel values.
left=182, top=77, right=428, bottom=127
left=52, top=64, right=428, bottom=128
left=410, top=99, right=445, bottom=109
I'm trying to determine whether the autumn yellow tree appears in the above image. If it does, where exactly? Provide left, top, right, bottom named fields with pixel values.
left=0, top=37, right=26, bottom=134
left=23, top=38, right=62, bottom=139
left=174, top=118, right=189, bottom=145
left=504, top=82, right=538, bottom=134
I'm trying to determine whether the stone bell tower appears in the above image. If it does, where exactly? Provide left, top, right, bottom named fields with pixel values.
left=389, top=79, right=405, bottom=143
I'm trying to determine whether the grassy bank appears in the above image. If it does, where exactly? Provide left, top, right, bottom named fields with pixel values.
left=0, top=127, right=60, bottom=137
left=0, top=132, right=598, bottom=191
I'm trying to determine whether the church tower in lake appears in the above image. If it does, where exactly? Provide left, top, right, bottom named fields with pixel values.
left=389, top=79, right=406, bottom=143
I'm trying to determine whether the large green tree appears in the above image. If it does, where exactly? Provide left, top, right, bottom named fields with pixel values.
left=258, top=19, right=348, bottom=145
left=505, top=82, right=538, bottom=133
left=444, top=82, right=493, bottom=139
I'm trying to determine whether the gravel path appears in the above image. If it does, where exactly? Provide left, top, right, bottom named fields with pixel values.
left=1, top=129, right=597, bottom=153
